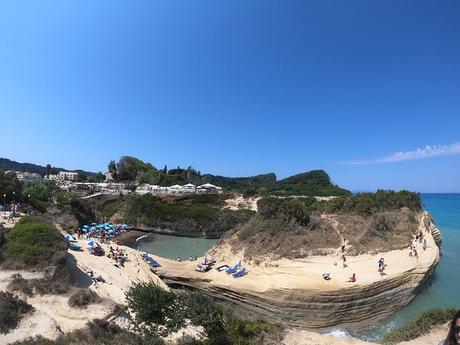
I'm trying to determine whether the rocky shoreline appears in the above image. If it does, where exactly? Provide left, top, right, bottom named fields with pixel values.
left=155, top=212, right=441, bottom=330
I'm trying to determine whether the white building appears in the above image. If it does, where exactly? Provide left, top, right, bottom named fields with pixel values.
left=45, top=171, right=79, bottom=182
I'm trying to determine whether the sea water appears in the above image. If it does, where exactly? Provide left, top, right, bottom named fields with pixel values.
left=357, top=193, right=460, bottom=341
left=136, top=233, right=217, bottom=260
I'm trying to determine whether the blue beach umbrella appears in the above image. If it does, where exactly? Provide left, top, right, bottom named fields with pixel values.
left=83, top=225, right=89, bottom=228
left=122, top=224, right=128, bottom=228
left=108, top=229, right=115, bottom=234
left=64, top=235, right=76, bottom=242
left=87, top=240, right=100, bottom=247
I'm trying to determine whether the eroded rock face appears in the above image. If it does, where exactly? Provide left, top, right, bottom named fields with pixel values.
left=159, top=213, right=440, bottom=330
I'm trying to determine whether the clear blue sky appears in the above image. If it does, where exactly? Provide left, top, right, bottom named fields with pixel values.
left=1, top=1, right=459, bottom=192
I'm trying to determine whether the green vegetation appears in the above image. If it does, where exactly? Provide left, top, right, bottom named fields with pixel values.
left=233, top=190, right=423, bottom=258
left=0, top=169, right=22, bottom=203
left=2, top=218, right=64, bottom=268
left=22, top=180, right=57, bottom=202
left=382, top=308, right=457, bottom=344
left=10, top=319, right=165, bottom=345
left=0, top=291, right=33, bottom=334
left=124, top=194, right=254, bottom=237
left=0, top=157, right=95, bottom=178
left=107, top=156, right=348, bottom=196
left=125, top=282, right=283, bottom=345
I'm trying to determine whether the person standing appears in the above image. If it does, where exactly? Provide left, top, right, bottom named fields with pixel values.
left=341, top=254, right=347, bottom=268
left=423, top=238, right=427, bottom=251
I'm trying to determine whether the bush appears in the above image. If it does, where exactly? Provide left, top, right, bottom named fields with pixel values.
left=0, top=291, right=33, bottom=334
left=4, top=221, right=64, bottom=268
left=125, top=282, right=185, bottom=337
left=10, top=319, right=165, bottom=345
left=125, top=282, right=283, bottom=345
left=68, top=289, right=102, bottom=308
left=8, top=273, right=33, bottom=296
left=382, top=308, right=458, bottom=344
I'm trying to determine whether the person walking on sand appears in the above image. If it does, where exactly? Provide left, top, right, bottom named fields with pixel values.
left=341, top=238, right=346, bottom=253
left=341, top=254, right=347, bottom=268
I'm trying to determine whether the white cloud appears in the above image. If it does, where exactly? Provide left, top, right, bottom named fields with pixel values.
left=342, top=142, right=460, bottom=165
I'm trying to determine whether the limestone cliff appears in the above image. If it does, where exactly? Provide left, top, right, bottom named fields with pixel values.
left=157, top=212, right=440, bottom=330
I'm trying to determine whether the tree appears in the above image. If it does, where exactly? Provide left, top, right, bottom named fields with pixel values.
left=125, top=282, right=185, bottom=337
left=0, top=170, right=22, bottom=204
left=108, top=160, right=118, bottom=181
left=46, top=164, right=51, bottom=178
left=77, top=172, right=87, bottom=182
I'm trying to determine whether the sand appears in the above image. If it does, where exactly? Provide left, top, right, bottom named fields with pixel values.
left=66, top=236, right=168, bottom=304
left=154, top=212, right=438, bottom=293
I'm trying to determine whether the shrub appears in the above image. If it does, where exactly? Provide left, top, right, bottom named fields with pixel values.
left=125, top=282, right=185, bottom=337
left=8, top=273, right=33, bottom=296
left=4, top=221, right=64, bottom=268
left=0, top=291, right=33, bottom=334
left=10, top=319, right=165, bottom=345
left=382, top=308, right=458, bottom=344
left=125, top=282, right=283, bottom=345
left=68, top=289, right=102, bottom=308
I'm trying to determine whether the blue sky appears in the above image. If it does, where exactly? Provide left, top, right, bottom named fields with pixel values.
left=1, top=1, right=459, bottom=192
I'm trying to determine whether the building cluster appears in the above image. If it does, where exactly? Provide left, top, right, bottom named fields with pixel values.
left=3, top=169, right=223, bottom=196
left=136, top=183, right=223, bottom=195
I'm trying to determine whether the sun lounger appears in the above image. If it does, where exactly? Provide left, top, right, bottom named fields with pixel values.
left=143, top=255, right=161, bottom=267
left=69, top=245, right=82, bottom=251
left=216, top=264, right=229, bottom=272
left=233, top=268, right=247, bottom=278
left=226, top=262, right=241, bottom=274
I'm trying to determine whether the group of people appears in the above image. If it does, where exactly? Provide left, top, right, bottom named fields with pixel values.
left=408, top=230, right=428, bottom=257
left=108, top=246, right=128, bottom=267
left=195, top=255, right=216, bottom=273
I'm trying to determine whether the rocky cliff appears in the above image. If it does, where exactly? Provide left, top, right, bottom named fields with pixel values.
left=157, top=212, right=440, bottom=330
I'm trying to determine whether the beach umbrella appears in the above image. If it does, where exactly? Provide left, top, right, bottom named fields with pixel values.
left=91, top=223, right=97, bottom=225
left=108, top=229, right=115, bottom=234
left=87, top=240, right=100, bottom=247
left=0, top=205, right=4, bottom=210
left=122, top=224, right=128, bottom=228
left=83, top=225, right=89, bottom=228
left=64, top=235, right=76, bottom=242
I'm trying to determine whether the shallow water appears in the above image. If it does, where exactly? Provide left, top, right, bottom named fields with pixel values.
left=136, top=233, right=217, bottom=260
left=357, top=193, right=460, bottom=341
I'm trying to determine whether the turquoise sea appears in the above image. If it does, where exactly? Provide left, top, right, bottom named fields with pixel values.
left=357, top=193, right=460, bottom=341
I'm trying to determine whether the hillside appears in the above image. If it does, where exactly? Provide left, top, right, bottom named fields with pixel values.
left=221, top=190, right=424, bottom=259
left=109, top=156, right=349, bottom=196
left=0, top=157, right=95, bottom=177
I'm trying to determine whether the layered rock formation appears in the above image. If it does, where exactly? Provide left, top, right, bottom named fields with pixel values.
left=157, top=212, right=440, bottom=330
